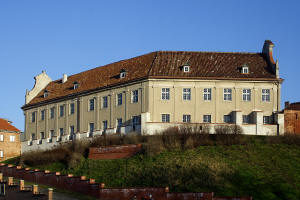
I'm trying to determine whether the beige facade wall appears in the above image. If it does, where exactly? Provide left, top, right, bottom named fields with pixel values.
left=148, top=79, right=279, bottom=124
left=0, top=131, right=21, bottom=161
left=23, top=81, right=148, bottom=142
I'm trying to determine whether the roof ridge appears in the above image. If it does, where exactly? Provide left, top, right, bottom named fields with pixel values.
left=157, top=50, right=261, bottom=54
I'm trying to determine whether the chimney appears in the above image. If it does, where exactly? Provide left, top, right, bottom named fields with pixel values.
left=285, top=101, right=290, bottom=109
left=262, top=40, right=279, bottom=77
left=62, top=74, right=68, bottom=83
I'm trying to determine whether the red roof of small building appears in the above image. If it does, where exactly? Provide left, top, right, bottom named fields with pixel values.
left=0, top=118, right=20, bottom=133
left=285, top=102, right=300, bottom=110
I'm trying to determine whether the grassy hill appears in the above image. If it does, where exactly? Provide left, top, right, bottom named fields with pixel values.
left=5, top=130, right=300, bottom=200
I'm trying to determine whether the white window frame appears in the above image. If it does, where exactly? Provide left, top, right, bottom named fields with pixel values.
left=59, top=105, right=64, bottom=117
left=117, top=93, right=122, bottom=106
left=183, top=88, right=191, bottom=101
left=224, top=115, right=232, bottom=123
left=102, top=121, right=108, bottom=130
left=223, top=88, right=232, bottom=101
left=117, top=118, right=122, bottom=128
left=161, top=114, right=170, bottom=123
left=70, top=103, right=75, bottom=115
left=102, top=96, right=108, bottom=108
left=203, top=115, right=211, bottom=123
left=50, top=130, right=54, bottom=138
left=0, top=135, right=3, bottom=142
left=9, top=135, right=15, bottom=142
left=262, top=89, right=270, bottom=102
left=50, top=107, right=55, bottom=119
left=89, top=98, right=95, bottom=111
left=183, top=114, right=191, bottom=123
left=242, top=66, right=249, bottom=74
left=0, top=151, right=3, bottom=158
left=242, top=89, right=251, bottom=102
left=70, top=125, right=75, bottom=135
left=120, top=72, right=126, bottom=78
left=183, top=65, right=190, bottom=72
left=203, top=88, right=212, bottom=101
left=161, top=88, right=170, bottom=100
left=263, top=116, right=271, bottom=124
left=41, top=110, right=45, bottom=121
left=73, top=83, right=79, bottom=90
left=59, top=128, right=64, bottom=137
left=31, top=112, right=36, bottom=123
left=132, top=90, right=139, bottom=103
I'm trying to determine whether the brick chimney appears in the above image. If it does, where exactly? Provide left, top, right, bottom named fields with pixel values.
left=262, top=40, right=279, bottom=78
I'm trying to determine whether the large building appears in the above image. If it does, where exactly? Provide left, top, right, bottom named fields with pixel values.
left=0, top=118, right=21, bottom=161
left=21, top=40, right=284, bottom=152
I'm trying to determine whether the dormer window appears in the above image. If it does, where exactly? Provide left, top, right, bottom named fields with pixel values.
left=73, top=81, right=79, bottom=90
left=43, top=90, right=49, bottom=98
left=241, top=65, right=249, bottom=74
left=183, top=65, right=190, bottom=73
left=120, top=69, right=126, bottom=78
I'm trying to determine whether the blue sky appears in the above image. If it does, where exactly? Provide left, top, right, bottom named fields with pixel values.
left=0, top=0, right=299, bottom=131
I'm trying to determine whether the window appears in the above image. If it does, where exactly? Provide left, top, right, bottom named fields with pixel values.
left=0, top=151, right=3, bottom=158
left=161, top=88, right=170, bottom=100
left=89, top=99, right=95, bottom=111
left=243, top=115, right=252, bottom=124
left=263, top=116, right=272, bottom=124
left=120, top=69, right=126, bottom=78
left=50, top=107, right=55, bottom=119
left=70, top=126, right=75, bottom=135
left=224, top=115, right=232, bottom=123
left=102, top=96, right=108, bottom=108
left=0, top=135, right=3, bottom=142
left=132, top=116, right=141, bottom=131
left=40, top=132, right=45, bottom=139
left=203, top=88, right=212, bottom=101
left=132, top=90, right=139, bottom=103
left=50, top=130, right=54, bottom=138
left=117, top=118, right=122, bottom=128
left=70, top=103, right=75, bottom=115
left=89, top=123, right=94, bottom=133
left=242, top=89, right=251, bottom=101
left=183, top=114, right=191, bottom=123
left=44, top=90, right=49, bottom=98
left=73, top=81, right=79, bottom=89
left=203, top=115, right=211, bottom=123
left=183, top=88, right=191, bottom=101
left=59, top=128, right=64, bottom=137
left=262, top=89, right=270, bottom=102
left=41, top=110, right=45, bottom=121
left=59, top=105, right=64, bottom=117
left=120, top=72, right=126, bottom=78
left=223, top=88, right=232, bottom=101
left=31, top=133, right=36, bottom=140
left=241, top=66, right=249, bottom=74
left=161, top=114, right=170, bottom=123
left=102, top=121, right=107, bottom=130
left=117, top=93, right=122, bottom=106
left=9, top=135, right=15, bottom=142
left=31, top=112, right=36, bottom=123
left=183, top=65, right=190, bottom=72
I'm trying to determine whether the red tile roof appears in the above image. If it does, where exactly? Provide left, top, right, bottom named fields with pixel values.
left=23, top=51, right=278, bottom=108
left=0, top=118, right=20, bottom=133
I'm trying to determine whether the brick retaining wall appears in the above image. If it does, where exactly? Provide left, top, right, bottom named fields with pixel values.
left=0, top=164, right=252, bottom=200
left=88, top=144, right=142, bottom=160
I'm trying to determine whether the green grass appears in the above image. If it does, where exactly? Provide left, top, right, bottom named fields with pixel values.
left=3, top=134, right=300, bottom=200
left=23, top=143, right=300, bottom=200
